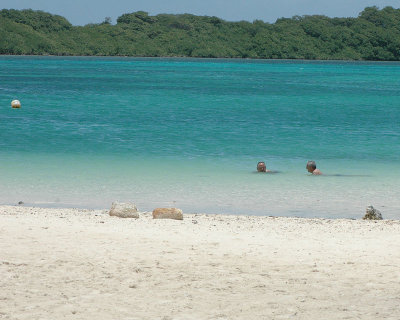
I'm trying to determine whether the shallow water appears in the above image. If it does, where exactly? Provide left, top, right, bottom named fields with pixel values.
left=0, top=57, right=399, bottom=218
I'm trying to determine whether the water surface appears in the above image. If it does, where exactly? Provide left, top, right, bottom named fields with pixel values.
left=0, top=57, right=399, bottom=218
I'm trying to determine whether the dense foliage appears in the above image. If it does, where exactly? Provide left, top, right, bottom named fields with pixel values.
left=1, top=7, right=400, bottom=60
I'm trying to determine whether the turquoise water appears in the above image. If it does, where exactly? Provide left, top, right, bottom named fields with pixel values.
left=0, top=56, right=399, bottom=218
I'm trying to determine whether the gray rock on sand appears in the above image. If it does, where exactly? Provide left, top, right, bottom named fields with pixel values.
left=363, top=205, right=383, bottom=220
left=152, top=208, right=183, bottom=220
left=109, top=202, right=139, bottom=218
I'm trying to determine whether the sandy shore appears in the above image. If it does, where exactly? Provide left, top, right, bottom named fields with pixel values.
left=1, top=205, right=399, bottom=320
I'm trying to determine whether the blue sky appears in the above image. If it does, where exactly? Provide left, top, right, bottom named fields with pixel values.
left=1, top=0, right=399, bottom=25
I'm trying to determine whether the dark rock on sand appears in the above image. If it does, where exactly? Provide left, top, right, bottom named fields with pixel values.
left=363, top=205, right=383, bottom=220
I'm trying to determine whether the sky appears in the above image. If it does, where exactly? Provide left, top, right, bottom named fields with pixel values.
left=1, top=0, right=399, bottom=26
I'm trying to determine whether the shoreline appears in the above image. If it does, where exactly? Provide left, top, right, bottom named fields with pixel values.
left=1, top=203, right=399, bottom=222
left=2, top=202, right=395, bottom=221
left=1, top=191, right=397, bottom=220
left=1, top=205, right=400, bottom=319
left=2, top=54, right=400, bottom=63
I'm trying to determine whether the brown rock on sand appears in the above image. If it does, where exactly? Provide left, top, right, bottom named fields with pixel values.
left=152, top=208, right=183, bottom=220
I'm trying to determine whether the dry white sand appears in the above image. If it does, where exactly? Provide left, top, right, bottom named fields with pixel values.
left=1, top=205, right=399, bottom=320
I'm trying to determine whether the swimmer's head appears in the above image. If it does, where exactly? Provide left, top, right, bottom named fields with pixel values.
left=306, top=161, right=317, bottom=173
left=257, top=161, right=267, bottom=172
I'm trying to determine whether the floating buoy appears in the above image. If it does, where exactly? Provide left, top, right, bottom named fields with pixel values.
left=11, top=100, right=21, bottom=108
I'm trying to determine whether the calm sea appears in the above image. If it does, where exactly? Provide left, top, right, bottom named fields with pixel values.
left=0, top=56, right=399, bottom=218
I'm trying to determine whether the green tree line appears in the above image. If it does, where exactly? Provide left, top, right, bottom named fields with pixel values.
left=1, top=6, right=400, bottom=60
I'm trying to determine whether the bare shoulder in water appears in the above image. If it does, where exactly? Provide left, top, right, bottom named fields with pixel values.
left=305, top=161, right=370, bottom=177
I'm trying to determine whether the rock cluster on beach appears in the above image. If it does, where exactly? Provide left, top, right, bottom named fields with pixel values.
left=108, top=203, right=385, bottom=221
left=363, top=205, right=383, bottom=220
left=109, top=202, right=184, bottom=220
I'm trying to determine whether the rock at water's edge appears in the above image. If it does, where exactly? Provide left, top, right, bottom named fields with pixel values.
left=152, top=208, right=183, bottom=220
left=109, top=202, right=139, bottom=219
left=363, top=205, right=383, bottom=220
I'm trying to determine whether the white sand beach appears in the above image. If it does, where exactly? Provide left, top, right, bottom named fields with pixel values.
left=1, top=205, right=399, bottom=320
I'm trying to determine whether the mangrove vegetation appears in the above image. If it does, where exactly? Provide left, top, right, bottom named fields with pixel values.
left=0, top=6, right=400, bottom=60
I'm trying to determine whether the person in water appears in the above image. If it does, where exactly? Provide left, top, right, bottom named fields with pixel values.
left=257, top=161, right=270, bottom=173
left=306, top=161, right=322, bottom=175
